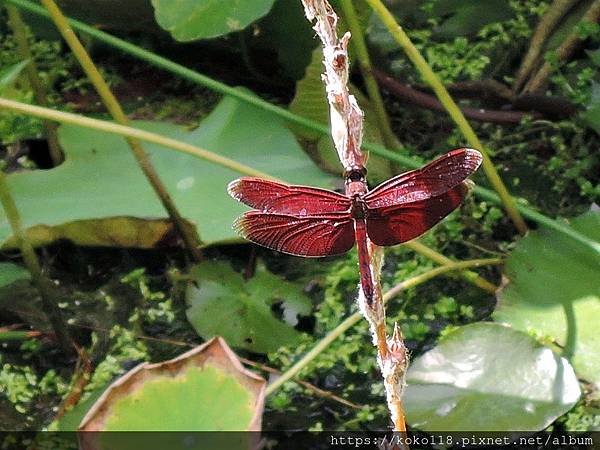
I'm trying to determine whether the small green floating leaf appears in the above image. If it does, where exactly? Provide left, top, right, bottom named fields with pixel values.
left=79, top=337, right=265, bottom=433
left=152, top=0, right=276, bottom=40
left=404, top=323, right=580, bottom=431
left=186, top=261, right=311, bottom=353
left=494, top=210, right=600, bottom=386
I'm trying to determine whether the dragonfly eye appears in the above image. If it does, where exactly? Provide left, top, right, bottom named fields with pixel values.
left=345, top=167, right=367, bottom=182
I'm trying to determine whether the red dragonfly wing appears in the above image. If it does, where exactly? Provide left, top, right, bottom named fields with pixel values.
left=366, top=183, right=469, bottom=246
left=234, top=211, right=355, bottom=257
left=228, top=178, right=351, bottom=216
left=364, top=148, right=482, bottom=209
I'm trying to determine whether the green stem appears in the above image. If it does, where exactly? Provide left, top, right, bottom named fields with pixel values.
left=404, top=240, right=498, bottom=293
left=5, top=0, right=599, bottom=256
left=5, top=4, right=63, bottom=165
left=363, top=0, right=528, bottom=236
left=472, top=183, right=600, bottom=255
left=0, top=97, right=277, bottom=180
left=384, top=258, right=502, bottom=299
left=0, top=173, right=73, bottom=354
left=338, top=0, right=399, bottom=150
left=40, top=0, right=203, bottom=263
left=0, top=330, right=41, bottom=341
left=265, top=257, right=503, bottom=396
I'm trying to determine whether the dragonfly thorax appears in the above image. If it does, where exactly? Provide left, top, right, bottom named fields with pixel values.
left=345, top=166, right=369, bottom=219
left=350, top=195, right=368, bottom=219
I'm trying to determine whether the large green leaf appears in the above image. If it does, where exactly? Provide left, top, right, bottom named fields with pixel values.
left=78, top=338, right=265, bottom=445
left=404, top=323, right=580, bottom=431
left=186, top=261, right=311, bottom=353
left=151, top=0, right=276, bottom=41
left=289, top=47, right=330, bottom=141
left=0, top=94, right=334, bottom=249
left=260, top=0, right=317, bottom=80
left=494, top=210, right=600, bottom=386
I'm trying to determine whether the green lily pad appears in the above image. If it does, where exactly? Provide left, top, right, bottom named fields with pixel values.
left=152, top=0, right=276, bottom=40
left=404, top=323, right=580, bottom=431
left=0, top=262, right=30, bottom=287
left=494, top=210, right=600, bottom=386
left=1, top=94, right=334, bottom=249
left=186, top=261, right=311, bottom=353
left=79, top=337, right=265, bottom=433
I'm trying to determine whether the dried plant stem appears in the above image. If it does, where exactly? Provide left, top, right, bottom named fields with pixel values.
left=5, top=4, right=63, bottom=165
left=524, top=0, right=600, bottom=93
left=374, top=69, right=543, bottom=124
left=0, top=173, right=73, bottom=354
left=55, top=346, right=92, bottom=420
left=338, top=0, right=399, bottom=149
left=301, top=0, right=408, bottom=431
left=358, top=245, right=408, bottom=432
left=264, top=258, right=502, bottom=397
left=239, top=357, right=363, bottom=409
left=513, top=0, right=580, bottom=93
left=40, top=0, right=202, bottom=263
left=364, top=0, right=528, bottom=236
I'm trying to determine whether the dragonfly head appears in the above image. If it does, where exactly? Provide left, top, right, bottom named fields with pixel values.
left=344, top=166, right=368, bottom=197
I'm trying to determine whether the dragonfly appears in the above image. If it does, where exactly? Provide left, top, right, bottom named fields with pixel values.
left=228, top=148, right=483, bottom=306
